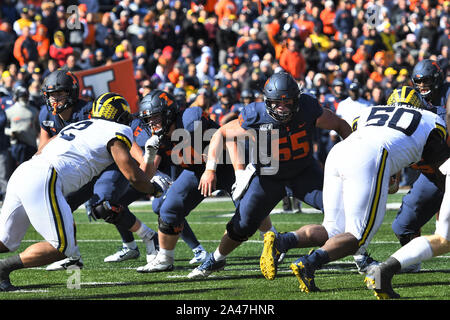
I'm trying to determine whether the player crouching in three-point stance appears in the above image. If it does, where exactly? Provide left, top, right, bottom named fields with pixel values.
left=0, top=93, right=171, bottom=291
left=188, top=71, right=352, bottom=279
left=282, top=86, right=447, bottom=294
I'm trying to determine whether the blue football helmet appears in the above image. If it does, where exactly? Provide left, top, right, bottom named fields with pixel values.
left=263, top=71, right=301, bottom=123
left=411, top=59, right=444, bottom=101
left=138, top=90, right=177, bottom=136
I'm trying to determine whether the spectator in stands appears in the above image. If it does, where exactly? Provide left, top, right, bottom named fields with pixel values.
left=13, top=26, right=38, bottom=67
left=49, top=31, right=74, bottom=67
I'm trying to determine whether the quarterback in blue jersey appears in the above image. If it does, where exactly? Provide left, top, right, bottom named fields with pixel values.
left=187, top=72, right=351, bottom=279
left=391, top=59, right=450, bottom=272
left=39, top=71, right=159, bottom=271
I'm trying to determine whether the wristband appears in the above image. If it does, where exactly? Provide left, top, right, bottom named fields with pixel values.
left=205, top=159, right=217, bottom=171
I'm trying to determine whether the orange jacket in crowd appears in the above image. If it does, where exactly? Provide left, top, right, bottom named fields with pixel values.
left=320, top=8, right=337, bottom=35
left=279, top=47, right=306, bottom=80
left=32, top=29, right=50, bottom=59
left=215, top=0, right=237, bottom=25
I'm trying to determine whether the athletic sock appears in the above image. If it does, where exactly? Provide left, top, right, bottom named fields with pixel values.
left=306, top=248, right=330, bottom=271
left=123, top=241, right=138, bottom=250
left=213, top=248, right=226, bottom=261
left=136, top=223, right=153, bottom=239
left=277, top=232, right=299, bottom=253
left=391, top=236, right=433, bottom=269
left=159, top=248, right=174, bottom=259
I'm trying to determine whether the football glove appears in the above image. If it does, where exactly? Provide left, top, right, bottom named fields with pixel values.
left=231, top=163, right=256, bottom=201
left=151, top=170, right=173, bottom=197
left=144, top=135, right=160, bottom=164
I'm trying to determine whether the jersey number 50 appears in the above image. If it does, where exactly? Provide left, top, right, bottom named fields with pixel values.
left=366, top=107, right=422, bottom=136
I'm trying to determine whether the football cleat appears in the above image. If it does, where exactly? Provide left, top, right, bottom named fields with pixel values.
left=189, top=248, right=210, bottom=265
left=364, top=264, right=400, bottom=299
left=104, top=246, right=140, bottom=263
left=187, top=255, right=226, bottom=279
left=46, top=256, right=84, bottom=271
left=0, top=279, right=17, bottom=292
left=142, top=230, right=159, bottom=263
left=136, top=253, right=174, bottom=273
left=260, top=231, right=281, bottom=280
left=290, top=257, right=320, bottom=293
left=354, top=252, right=380, bottom=274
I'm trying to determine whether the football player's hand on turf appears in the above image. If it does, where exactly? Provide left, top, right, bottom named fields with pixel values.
left=198, top=169, right=217, bottom=197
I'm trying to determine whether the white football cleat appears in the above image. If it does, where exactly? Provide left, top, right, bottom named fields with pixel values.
left=136, top=253, right=174, bottom=273
left=46, top=256, right=84, bottom=271
left=104, top=246, right=140, bottom=262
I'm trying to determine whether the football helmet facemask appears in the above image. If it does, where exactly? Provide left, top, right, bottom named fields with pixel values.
left=263, top=72, right=301, bottom=123
left=91, top=92, right=132, bottom=125
left=411, top=59, right=444, bottom=101
left=42, top=70, right=79, bottom=115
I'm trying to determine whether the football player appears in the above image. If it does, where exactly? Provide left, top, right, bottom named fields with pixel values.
left=391, top=59, right=450, bottom=272
left=134, top=89, right=276, bottom=272
left=365, top=88, right=450, bottom=298
left=0, top=93, right=171, bottom=291
left=279, top=86, right=446, bottom=294
left=108, top=90, right=209, bottom=266
left=187, top=71, right=352, bottom=279
left=39, top=71, right=159, bottom=270
left=133, top=89, right=236, bottom=272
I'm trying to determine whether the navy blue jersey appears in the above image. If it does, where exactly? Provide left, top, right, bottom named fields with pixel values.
left=169, top=106, right=220, bottom=172
left=39, top=100, right=92, bottom=136
left=238, top=94, right=323, bottom=179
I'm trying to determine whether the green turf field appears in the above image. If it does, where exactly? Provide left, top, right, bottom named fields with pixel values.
left=0, top=192, right=449, bottom=302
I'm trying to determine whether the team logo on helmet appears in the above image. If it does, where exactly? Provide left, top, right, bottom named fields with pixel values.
left=91, top=92, right=132, bottom=125
left=387, top=86, right=428, bottom=109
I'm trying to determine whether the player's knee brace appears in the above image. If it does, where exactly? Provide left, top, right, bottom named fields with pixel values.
left=226, top=220, right=249, bottom=242
left=158, top=216, right=184, bottom=235
left=92, top=201, right=124, bottom=224
left=395, top=231, right=421, bottom=246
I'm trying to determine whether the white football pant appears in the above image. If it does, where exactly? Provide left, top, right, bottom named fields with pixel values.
left=322, top=138, right=392, bottom=250
left=0, top=158, right=77, bottom=257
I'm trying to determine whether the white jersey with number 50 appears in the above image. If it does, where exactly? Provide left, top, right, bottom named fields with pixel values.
left=353, top=105, right=446, bottom=174
left=37, top=118, right=133, bottom=196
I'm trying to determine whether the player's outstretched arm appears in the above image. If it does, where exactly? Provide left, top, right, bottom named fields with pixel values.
left=109, top=139, right=156, bottom=195
left=316, top=108, right=352, bottom=139
left=199, top=119, right=247, bottom=196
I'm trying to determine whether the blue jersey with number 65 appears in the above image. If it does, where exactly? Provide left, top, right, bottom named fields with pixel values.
left=238, top=95, right=323, bottom=179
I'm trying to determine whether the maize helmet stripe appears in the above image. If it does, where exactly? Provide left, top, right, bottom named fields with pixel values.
left=92, top=92, right=110, bottom=115
left=387, top=86, right=426, bottom=109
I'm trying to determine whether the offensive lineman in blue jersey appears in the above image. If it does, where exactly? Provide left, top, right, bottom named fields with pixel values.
left=38, top=71, right=159, bottom=270
left=391, top=59, right=450, bottom=272
left=134, top=89, right=276, bottom=272
left=187, top=72, right=352, bottom=279
left=134, top=90, right=236, bottom=272
left=109, top=90, right=209, bottom=265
